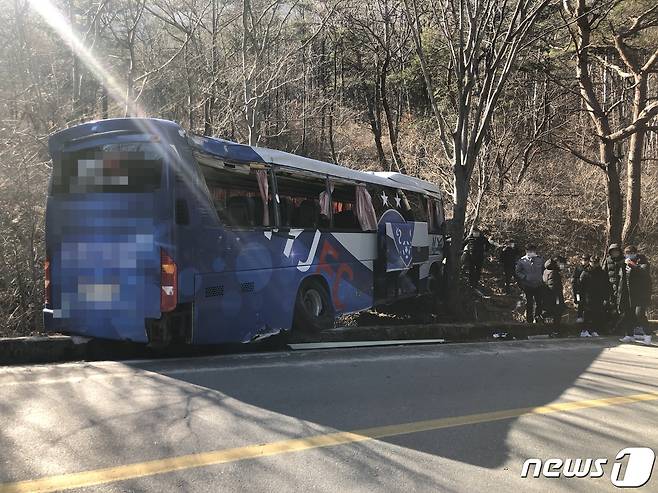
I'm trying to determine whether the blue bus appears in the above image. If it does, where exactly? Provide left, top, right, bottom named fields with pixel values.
left=43, top=118, right=446, bottom=344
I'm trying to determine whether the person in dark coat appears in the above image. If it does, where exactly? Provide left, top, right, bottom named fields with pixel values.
left=462, top=227, right=491, bottom=286
left=619, top=245, right=653, bottom=344
left=579, top=256, right=609, bottom=337
left=572, top=254, right=590, bottom=322
left=604, top=243, right=624, bottom=314
left=515, top=245, right=545, bottom=323
left=542, top=257, right=565, bottom=324
left=500, top=239, right=520, bottom=292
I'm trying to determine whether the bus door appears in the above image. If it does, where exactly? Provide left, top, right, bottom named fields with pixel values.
left=188, top=160, right=284, bottom=344
left=44, top=133, right=173, bottom=343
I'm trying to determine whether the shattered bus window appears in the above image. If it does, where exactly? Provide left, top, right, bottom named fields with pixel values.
left=52, top=143, right=163, bottom=194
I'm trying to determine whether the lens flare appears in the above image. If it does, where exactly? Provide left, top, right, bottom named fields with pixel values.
left=28, top=0, right=145, bottom=117
left=31, top=0, right=218, bottom=209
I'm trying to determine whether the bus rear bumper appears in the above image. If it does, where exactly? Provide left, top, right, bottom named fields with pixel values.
left=42, top=308, right=149, bottom=343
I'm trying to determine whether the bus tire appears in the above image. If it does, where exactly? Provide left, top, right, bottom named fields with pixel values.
left=293, top=278, right=335, bottom=333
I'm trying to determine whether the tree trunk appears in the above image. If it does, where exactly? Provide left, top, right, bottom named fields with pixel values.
left=301, top=50, right=308, bottom=153
left=572, top=0, right=623, bottom=246
left=364, top=81, right=387, bottom=170
left=242, top=0, right=255, bottom=144
left=69, top=0, right=81, bottom=120
left=328, top=108, right=338, bottom=163
left=328, top=41, right=338, bottom=164
left=101, top=84, right=108, bottom=119
left=184, top=42, right=193, bottom=129
left=451, top=166, right=469, bottom=253
left=450, top=164, right=468, bottom=263
left=445, top=163, right=470, bottom=319
left=380, top=57, right=405, bottom=173
left=600, top=140, right=623, bottom=245
left=622, top=76, right=647, bottom=245
left=204, top=1, right=218, bottom=136
left=246, top=105, right=259, bottom=146
left=125, top=38, right=136, bottom=117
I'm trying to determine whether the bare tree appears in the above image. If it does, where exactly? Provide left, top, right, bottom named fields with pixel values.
left=561, top=0, right=658, bottom=244
left=239, top=0, right=338, bottom=145
left=108, top=0, right=147, bottom=116
left=609, top=4, right=658, bottom=243
left=346, top=0, right=411, bottom=172
left=403, top=0, right=551, bottom=291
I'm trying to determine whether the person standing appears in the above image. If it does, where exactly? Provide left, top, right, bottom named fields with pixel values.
left=579, top=256, right=608, bottom=337
left=500, top=240, right=521, bottom=292
left=543, top=258, right=566, bottom=325
left=462, top=227, right=491, bottom=286
left=515, top=245, right=545, bottom=323
left=572, top=254, right=590, bottom=323
left=619, top=245, right=653, bottom=345
left=604, top=244, right=625, bottom=318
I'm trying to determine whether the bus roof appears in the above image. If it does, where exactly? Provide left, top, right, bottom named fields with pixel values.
left=368, top=172, right=442, bottom=195
left=192, top=134, right=442, bottom=198
left=48, top=117, right=441, bottom=198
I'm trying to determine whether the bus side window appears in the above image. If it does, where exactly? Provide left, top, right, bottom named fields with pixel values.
left=198, top=160, right=274, bottom=229
left=331, top=180, right=368, bottom=232
left=396, top=190, right=412, bottom=220
left=369, top=185, right=405, bottom=219
left=275, top=169, right=328, bottom=229
left=368, top=185, right=383, bottom=219
left=429, top=198, right=444, bottom=233
left=404, top=192, right=428, bottom=222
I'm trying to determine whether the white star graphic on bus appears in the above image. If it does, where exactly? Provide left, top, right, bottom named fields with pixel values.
left=394, top=194, right=401, bottom=207
left=380, top=190, right=389, bottom=206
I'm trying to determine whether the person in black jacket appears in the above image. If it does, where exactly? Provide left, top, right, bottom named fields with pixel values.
left=579, top=257, right=609, bottom=337
left=500, top=239, right=520, bottom=292
left=462, top=228, right=491, bottom=286
left=516, top=245, right=545, bottom=323
left=619, top=245, right=653, bottom=345
left=542, top=257, right=565, bottom=324
left=604, top=243, right=624, bottom=314
left=572, top=254, right=590, bottom=322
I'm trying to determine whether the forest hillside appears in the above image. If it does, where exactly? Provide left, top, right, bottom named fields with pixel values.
left=1, top=0, right=657, bottom=335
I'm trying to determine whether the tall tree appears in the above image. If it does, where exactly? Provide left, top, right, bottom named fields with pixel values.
left=403, top=0, right=551, bottom=292
left=239, top=0, right=337, bottom=145
left=346, top=0, right=410, bottom=172
left=561, top=0, right=658, bottom=245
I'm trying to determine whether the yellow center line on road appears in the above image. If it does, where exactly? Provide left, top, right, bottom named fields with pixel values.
left=2, top=391, right=658, bottom=493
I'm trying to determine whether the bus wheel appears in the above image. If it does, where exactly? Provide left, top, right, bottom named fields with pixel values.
left=293, top=278, right=335, bottom=333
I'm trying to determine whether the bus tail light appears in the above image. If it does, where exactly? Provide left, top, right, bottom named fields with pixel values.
left=44, top=257, right=51, bottom=306
left=160, top=249, right=177, bottom=313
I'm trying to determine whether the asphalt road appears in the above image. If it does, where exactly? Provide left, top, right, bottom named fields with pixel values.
left=1, top=338, right=657, bottom=492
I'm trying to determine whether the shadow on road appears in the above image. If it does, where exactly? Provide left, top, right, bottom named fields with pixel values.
left=2, top=339, right=658, bottom=492
left=138, top=340, right=648, bottom=471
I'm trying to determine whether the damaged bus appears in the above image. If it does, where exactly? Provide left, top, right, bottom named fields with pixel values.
left=44, top=118, right=445, bottom=344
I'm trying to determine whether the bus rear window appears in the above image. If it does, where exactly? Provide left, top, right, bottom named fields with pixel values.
left=52, top=142, right=163, bottom=194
